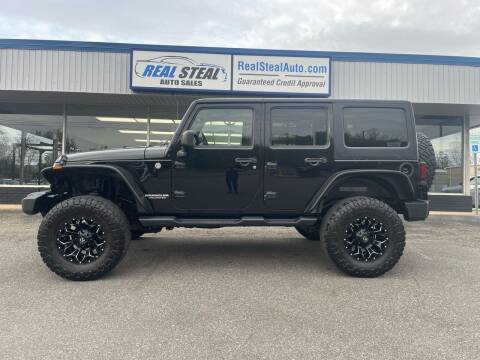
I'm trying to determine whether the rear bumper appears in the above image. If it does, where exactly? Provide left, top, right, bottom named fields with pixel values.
left=21, top=191, right=51, bottom=215
left=403, top=200, right=429, bottom=221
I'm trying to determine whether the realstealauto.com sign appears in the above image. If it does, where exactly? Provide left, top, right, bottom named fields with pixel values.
left=232, top=55, right=329, bottom=95
left=131, top=50, right=330, bottom=95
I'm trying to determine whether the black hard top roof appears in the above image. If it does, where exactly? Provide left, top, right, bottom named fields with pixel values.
left=194, top=98, right=412, bottom=105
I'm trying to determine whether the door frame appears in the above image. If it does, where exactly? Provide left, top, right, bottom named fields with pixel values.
left=170, top=102, right=265, bottom=214
left=262, top=102, right=333, bottom=213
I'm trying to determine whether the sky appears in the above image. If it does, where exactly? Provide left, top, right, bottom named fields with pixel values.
left=0, top=0, right=479, bottom=56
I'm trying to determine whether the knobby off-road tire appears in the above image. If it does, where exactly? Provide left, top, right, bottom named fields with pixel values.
left=38, top=195, right=130, bottom=281
left=295, top=225, right=321, bottom=241
left=321, top=196, right=405, bottom=277
left=417, top=132, right=436, bottom=190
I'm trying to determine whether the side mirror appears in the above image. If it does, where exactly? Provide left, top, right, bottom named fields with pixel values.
left=176, top=148, right=187, bottom=159
left=181, top=130, right=196, bottom=148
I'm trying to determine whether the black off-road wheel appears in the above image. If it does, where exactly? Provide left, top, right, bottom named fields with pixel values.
left=295, top=225, right=321, bottom=241
left=417, top=132, right=436, bottom=190
left=321, top=196, right=405, bottom=277
left=37, top=195, right=131, bottom=281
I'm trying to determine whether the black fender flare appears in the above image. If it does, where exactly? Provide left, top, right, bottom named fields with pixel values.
left=42, top=164, right=154, bottom=214
left=304, top=169, right=416, bottom=214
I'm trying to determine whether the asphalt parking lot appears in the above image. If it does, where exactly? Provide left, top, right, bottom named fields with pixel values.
left=0, top=210, right=479, bottom=360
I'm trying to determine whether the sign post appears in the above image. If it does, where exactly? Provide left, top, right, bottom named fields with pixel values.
left=472, top=143, right=479, bottom=215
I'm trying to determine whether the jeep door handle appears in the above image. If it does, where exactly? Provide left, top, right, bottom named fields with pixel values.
left=304, top=157, right=327, bottom=166
left=235, top=157, right=257, bottom=166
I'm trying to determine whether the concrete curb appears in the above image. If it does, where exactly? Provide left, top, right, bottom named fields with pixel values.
left=428, top=211, right=480, bottom=223
left=1, top=205, right=479, bottom=223
left=430, top=211, right=476, bottom=216
left=0, top=205, right=22, bottom=210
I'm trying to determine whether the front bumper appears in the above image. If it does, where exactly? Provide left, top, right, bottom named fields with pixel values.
left=403, top=200, right=429, bottom=221
left=21, top=190, right=51, bottom=215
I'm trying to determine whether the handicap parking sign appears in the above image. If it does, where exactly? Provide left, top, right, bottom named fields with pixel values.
left=472, top=143, right=479, bottom=153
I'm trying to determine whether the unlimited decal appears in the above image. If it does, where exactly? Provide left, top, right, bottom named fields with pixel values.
left=134, top=55, right=228, bottom=87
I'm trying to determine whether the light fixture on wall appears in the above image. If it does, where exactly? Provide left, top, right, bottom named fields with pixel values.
left=134, top=139, right=169, bottom=143
left=118, top=130, right=175, bottom=135
left=96, top=117, right=180, bottom=124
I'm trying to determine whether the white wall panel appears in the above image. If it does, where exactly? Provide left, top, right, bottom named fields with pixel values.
left=331, top=61, right=480, bottom=104
left=0, top=49, right=131, bottom=94
left=1, top=48, right=480, bottom=104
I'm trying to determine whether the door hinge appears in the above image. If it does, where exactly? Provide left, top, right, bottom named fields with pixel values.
left=264, top=191, right=277, bottom=200
left=173, top=190, right=186, bottom=199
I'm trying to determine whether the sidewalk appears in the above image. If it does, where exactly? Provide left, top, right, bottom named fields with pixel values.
left=0, top=204, right=21, bottom=211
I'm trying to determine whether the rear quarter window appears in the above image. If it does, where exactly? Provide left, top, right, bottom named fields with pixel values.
left=343, top=107, right=408, bottom=148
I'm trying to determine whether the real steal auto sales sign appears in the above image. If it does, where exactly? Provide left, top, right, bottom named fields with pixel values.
left=131, top=50, right=330, bottom=96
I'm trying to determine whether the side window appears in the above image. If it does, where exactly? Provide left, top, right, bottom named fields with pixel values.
left=271, top=108, right=328, bottom=146
left=189, top=108, right=253, bottom=147
left=343, top=107, right=408, bottom=147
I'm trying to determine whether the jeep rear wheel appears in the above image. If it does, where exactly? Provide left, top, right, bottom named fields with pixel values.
left=295, top=225, right=320, bottom=241
left=37, top=195, right=130, bottom=281
left=321, top=196, right=405, bottom=277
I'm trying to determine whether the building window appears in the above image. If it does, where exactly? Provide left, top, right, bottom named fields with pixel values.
left=66, top=104, right=148, bottom=153
left=271, top=108, right=328, bottom=146
left=343, top=107, right=408, bottom=147
left=149, top=104, right=188, bottom=146
left=0, top=104, right=63, bottom=185
left=416, top=116, right=463, bottom=193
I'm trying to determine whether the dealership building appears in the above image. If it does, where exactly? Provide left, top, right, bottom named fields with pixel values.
left=0, top=39, right=479, bottom=211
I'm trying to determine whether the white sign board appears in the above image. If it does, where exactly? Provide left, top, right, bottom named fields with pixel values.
left=232, top=55, right=330, bottom=95
left=131, top=50, right=231, bottom=91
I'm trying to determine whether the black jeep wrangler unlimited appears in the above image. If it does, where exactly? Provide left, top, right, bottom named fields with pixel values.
left=22, top=99, right=434, bottom=280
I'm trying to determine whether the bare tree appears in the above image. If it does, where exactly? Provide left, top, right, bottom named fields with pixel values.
left=436, top=151, right=451, bottom=169
left=449, top=148, right=463, bottom=167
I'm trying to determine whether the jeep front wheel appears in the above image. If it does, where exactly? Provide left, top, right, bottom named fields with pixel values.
left=37, top=195, right=130, bottom=281
left=321, top=196, right=405, bottom=277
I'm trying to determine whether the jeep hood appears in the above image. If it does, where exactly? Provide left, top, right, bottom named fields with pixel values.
left=64, top=147, right=155, bottom=163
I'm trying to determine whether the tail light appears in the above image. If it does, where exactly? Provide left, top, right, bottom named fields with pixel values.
left=419, top=162, right=428, bottom=181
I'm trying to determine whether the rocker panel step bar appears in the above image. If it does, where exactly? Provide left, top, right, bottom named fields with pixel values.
left=138, top=216, right=317, bottom=228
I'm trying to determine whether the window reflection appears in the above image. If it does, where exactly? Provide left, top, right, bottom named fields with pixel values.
left=66, top=105, right=148, bottom=152
left=344, top=108, right=408, bottom=147
left=416, top=116, right=463, bottom=193
left=189, top=108, right=253, bottom=147
left=0, top=113, right=62, bottom=185
left=271, top=108, right=328, bottom=146
left=0, top=102, right=193, bottom=186
left=149, top=104, right=188, bottom=146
